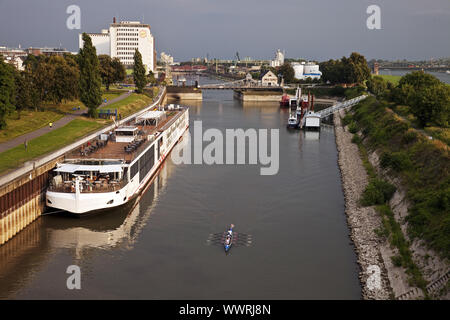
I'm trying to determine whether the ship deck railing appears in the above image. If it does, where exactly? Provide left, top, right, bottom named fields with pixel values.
left=48, top=179, right=127, bottom=194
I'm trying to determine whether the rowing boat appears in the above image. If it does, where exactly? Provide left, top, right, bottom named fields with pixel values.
left=224, top=224, right=234, bottom=252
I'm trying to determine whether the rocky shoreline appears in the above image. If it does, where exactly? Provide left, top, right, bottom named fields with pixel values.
left=334, top=107, right=449, bottom=300
left=334, top=109, right=392, bottom=299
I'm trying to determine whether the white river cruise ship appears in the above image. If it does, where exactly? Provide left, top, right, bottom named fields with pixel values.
left=46, top=105, right=189, bottom=215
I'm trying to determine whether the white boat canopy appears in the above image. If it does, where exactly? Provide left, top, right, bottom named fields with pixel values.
left=115, top=126, right=138, bottom=133
left=135, top=110, right=166, bottom=126
left=55, top=164, right=123, bottom=173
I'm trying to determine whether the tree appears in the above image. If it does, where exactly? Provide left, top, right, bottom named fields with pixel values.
left=398, top=71, right=441, bottom=90
left=98, top=55, right=115, bottom=91
left=0, top=58, right=16, bottom=129
left=279, top=62, right=295, bottom=83
left=367, top=75, right=387, bottom=97
left=14, top=71, right=33, bottom=118
left=47, top=55, right=79, bottom=104
left=320, top=53, right=370, bottom=85
left=133, top=49, right=147, bottom=93
left=78, top=33, right=102, bottom=117
left=408, top=83, right=450, bottom=127
left=395, top=71, right=442, bottom=105
left=347, top=52, right=371, bottom=84
left=22, top=55, right=43, bottom=111
left=147, top=71, right=157, bottom=85
left=111, top=57, right=126, bottom=84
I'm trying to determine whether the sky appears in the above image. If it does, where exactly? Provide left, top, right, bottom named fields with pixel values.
left=0, top=0, right=449, bottom=62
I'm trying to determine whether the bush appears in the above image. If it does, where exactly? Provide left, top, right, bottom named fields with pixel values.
left=342, top=113, right=353, bottom=126
left=380, top=151, right=413, bottom=172
left=351, top=134, right=361, bottom=144
left=361, top=178, right=397, bottom=206
left=348, top=122, right=358, bottom=134
left=374, top=226, right=389, bottom=239
left=391, top=255, right=403, bottom=267
left=401, top=130, right=418, bottom=145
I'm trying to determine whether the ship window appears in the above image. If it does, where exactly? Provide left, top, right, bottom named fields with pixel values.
left=107, top=200, right=114, bottom=204
left=130, top=162, right=139, bottom=178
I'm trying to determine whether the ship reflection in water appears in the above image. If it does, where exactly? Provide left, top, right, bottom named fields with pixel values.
left=47, top=132, right=181, bottom=253
left=0, top=136, right=181, bottom=298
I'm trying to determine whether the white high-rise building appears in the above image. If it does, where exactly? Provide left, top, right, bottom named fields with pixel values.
left=79, top=19, right=156, bottom=74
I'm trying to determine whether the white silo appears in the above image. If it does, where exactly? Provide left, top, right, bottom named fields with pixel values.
left=292, top=63, right=304, bottom=80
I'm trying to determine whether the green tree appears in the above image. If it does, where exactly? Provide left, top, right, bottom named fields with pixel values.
left=47, top=55, right=79, bottom=104
left=147, top=70, right=157, bottom=85
left=367, top=75, right=388, bottom=97
left=22, top=55, right=43, bottom=111
left=111, top=57, right=126, bottom=84
left=98, top=55, right=115, bottom=91
left=14, top=71, right=34, bottom=118
left=78, top=33, right=102, bottom=117
left=279, top=62, right=295, bottom=83
left=408, top=83, right=450, bottom=127
left=0, top=58, right=16, bottom=129
left=348, top=52, right=371, bottom=84
left=133, top=49, right=147, bottom=93
left=398, top=71, right=441, bottom=91
left=320, top=53, right=370, bottom=85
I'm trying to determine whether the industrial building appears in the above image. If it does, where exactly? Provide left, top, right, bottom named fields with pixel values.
left=292, top=62, right=322, bottom=80
left=270, top=49, right=285, bottom=67
left=79, top=18, right=156, bottom=74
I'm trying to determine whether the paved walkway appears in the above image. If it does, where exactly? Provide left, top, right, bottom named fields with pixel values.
left=0, top=92, right=130, bottom=153
left=98, top=91, right=131, bottom=109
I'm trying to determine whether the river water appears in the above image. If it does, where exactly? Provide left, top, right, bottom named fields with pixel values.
left=0, top=78, right=361, bottom=299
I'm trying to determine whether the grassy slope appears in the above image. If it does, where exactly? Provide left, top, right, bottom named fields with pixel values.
left=99, top=93, right=153, bottom=118
left=0, top=119, right=103, bottom=174
left=378, top=74, right=402, bottom=85
left=0, top=90, right=126, bottom=144
left=350, top=96, right=450, bottom=259
left=0, top=110, right=64, bottom=143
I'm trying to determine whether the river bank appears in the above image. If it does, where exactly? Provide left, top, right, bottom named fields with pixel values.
left=334, top=109, right=392, bottom=299
left=334, top=105, right=449, bottom=300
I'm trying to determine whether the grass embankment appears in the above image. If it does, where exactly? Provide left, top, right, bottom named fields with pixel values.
left=0, top=110, right=64, bottom=143
left=346, top=96, right=449, bottom=263
left=0, top=90, right=127, bottom=144
left=99, top=93, right=153, bottom=118
left=387, top=104, right=450, bottom=146
left=0, top=119, right=103, bottom=174
left=378, top=75, right=402, bottom=85
left=101, top=90, right=124, bottom=102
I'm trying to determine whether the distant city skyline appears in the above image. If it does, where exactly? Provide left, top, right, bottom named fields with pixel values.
left=1, top=0, right=449, bottom=62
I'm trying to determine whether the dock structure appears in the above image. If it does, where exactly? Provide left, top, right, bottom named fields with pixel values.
left=0, top=88, right=167, bottom=246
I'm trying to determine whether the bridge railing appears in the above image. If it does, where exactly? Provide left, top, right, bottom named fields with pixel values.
left=317, top=95, right=368, bottom=118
